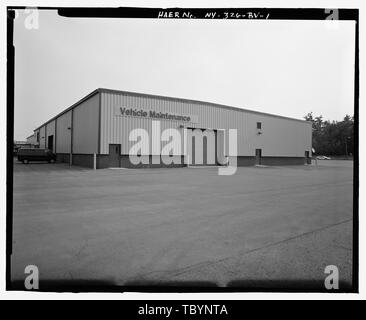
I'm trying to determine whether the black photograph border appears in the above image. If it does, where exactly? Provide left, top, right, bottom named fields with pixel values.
left=6, top=6, right=359, bottom=294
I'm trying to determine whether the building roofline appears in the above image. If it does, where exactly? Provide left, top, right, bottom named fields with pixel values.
left=98, top=88, right=311, bottom=124
left=34, top=89, right=100, bottom=131
left=34, top=88, right=310, bottom=131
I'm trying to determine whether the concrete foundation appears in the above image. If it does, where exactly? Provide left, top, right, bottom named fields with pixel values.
left=56, top=153, right=308, bottom=169
left=261, top=156, right=306, bottom=166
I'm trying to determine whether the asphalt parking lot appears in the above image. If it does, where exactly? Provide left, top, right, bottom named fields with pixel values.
left=11, top=159, right=354, bottom=290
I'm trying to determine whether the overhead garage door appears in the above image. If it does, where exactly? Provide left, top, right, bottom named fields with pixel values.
left=187, top=128, right=218, bottom=166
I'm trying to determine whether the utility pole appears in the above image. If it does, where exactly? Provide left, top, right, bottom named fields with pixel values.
left=344, top=136, right=351, bottom=159
left=345, top=138, right=348, bottom=158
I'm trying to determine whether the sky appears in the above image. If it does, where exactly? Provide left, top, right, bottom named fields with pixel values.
left=13, top=9, right=355, bottom=140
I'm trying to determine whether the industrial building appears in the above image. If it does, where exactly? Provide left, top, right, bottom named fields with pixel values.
left=31, top=88, right=312, bottom=169
left=26, top=133, right=38, bottom=147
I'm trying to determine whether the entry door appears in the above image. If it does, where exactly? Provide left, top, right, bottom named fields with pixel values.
left=109, top=144, right=121, bottom=167
left=47, top=135, right=54, bottom=152
left=255, top=149, right=262, bottom=165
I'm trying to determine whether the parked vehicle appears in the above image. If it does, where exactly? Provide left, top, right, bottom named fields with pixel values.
left=316, top=155, right=331, bottom=160
left=13, top=147, right=19, bottom=156
left=17, top=148, right=56, bottom=164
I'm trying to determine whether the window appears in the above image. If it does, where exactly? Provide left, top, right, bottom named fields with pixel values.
left=257, top=122, right=262, bottom=130
left=36, top=132, right=40, bottom=142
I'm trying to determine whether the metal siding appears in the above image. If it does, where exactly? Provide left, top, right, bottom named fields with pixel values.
left=45, top=120, right=56, bottom=151
left=39, top=126, right=46, bottom=148
left=100, top=91, right=311, bottom=157
left=33, top=130, right=40, bottom=146
left=56, top=111, right=72, bottom=153
left=34, top=90, right=100, bottom=132
left=246, top=113, right=312, bottom=157
left=26, top=133, right=36, bottom=145
left=72, top=93, right=99, bottom=154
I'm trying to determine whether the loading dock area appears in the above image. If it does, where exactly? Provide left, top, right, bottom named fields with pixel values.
left=11, top=160, right=353, bottom=289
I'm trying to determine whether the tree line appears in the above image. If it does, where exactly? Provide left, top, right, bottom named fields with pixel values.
left=304, top=113, right=354, bottom=156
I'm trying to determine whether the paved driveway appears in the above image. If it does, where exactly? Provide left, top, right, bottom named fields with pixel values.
left=11, top=159, right=354, bottom=290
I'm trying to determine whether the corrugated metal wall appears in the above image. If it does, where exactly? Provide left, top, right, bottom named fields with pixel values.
left=100, top=91, right=312, bottom=157
left=38, top=126, right=46, bottom=149
left=100, top=92, right=246, bottom=155
left=40, top=92, right=100, bottom=155
left=26, top=133, right=36, bottom=145
left=72, top=93, right=99, bottom=154
left=55, top=111, right=72, bottom=154
left=33, top=129, right=39, bottom=146
left=45, top=120, right=55, bottom=152
left=245, top=113, right=312, bottom=157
